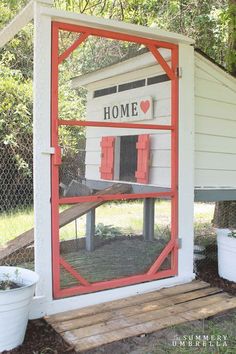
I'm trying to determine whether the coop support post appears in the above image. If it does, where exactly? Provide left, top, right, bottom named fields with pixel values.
left=86, top=209, right=96, bottom=251
left=31, top=1, right=53, bottom=318
left=143, top=198, right=155, bottom=241
left=177, top=43, right=195, bottom=278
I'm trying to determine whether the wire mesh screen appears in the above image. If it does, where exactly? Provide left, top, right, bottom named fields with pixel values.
left=0, top=122, right=34, bottom=269
left=59, top=199, right=171, bottom=289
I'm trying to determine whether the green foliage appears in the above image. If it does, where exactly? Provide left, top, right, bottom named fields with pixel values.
left=95, top=223, right=123, bottom=240
left=0, top=60, right=33, bottom=211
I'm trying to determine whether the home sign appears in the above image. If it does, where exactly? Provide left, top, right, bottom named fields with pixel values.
left=103, top=96, right=153, bottom=122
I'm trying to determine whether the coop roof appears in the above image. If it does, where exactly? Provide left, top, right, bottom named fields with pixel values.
left=71, top=47, right=236, bottom=90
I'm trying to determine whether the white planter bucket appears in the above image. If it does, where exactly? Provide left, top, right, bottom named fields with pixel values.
left=216, top=229, right=236, bottom=282
left=0, top=266, right=39, bottom=352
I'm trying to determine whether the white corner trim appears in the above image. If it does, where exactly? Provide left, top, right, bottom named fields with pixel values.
left=0, top=1, right=34, bottom=48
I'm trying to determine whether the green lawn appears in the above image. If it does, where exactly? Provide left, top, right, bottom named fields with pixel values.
left=0, top=201, right=215, bottom=246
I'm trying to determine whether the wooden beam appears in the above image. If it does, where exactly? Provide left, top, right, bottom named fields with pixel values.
left=0, top=183, right=131, bottom=263
left=143, top=198, right=155, bottom=241
left=0, top=1, right=34, bottom=48
left=86, top=209, right=96, bottom=252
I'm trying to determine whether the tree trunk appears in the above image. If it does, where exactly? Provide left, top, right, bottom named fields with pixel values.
left=213, top=201, right=236, bottom=228
left=213, top=0, right=236, bottom=228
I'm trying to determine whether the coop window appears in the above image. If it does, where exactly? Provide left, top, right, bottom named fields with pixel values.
left=100, top=135, right=150, bottom=184
left=118, top=79, right=145, bottom=92
left=119, top=136, right=139, bottom=182
left=147, top=74, right=170, bottom=85
left=93, top=86, right=117, bottom=98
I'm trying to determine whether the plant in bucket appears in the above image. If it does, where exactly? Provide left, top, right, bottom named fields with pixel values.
left=216, top=229, right=236, bottom=282
left=0, top=266, right=39, bottom=352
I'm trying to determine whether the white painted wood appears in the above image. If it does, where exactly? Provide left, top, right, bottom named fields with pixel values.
left=195, top=152, right=236, bottom=171
left=195, top=170, right=236, bottom=188
left=178, top=44, right=195, bottom=278
left=195, top=134, right=236, bottom=154
left=196, top=78, right=236, bottom=104
left=32, top=273, right=195, bottom=316
left=195, top=97, right=236, bottom=121
left=75, top=64, right=163, bottom=91
left=40, top=6, right=194, bottom=45
left=72, top=52, right=170, bottom=89
left=195, top=52, right=236, bottom=92
left=0, top=1, right=33, bottom=48
left=195, top=66, right=219, bottom=83
left=33, top=1, right=53, bottom=309
left=196, top=116, right=236, bottom=138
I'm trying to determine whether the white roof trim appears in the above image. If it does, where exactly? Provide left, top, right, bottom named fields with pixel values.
left=0, top=0, right=54, bottom=49
left=71, top=50, right=170, bottom=89
left=40, top=6, right=194, bottom=45
left=0, top=1, right=34, bottom=48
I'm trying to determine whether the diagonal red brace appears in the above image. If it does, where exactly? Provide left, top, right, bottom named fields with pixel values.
left=147, top=239, right=175, bottom=275
left=148, top=45, right=175, bottom=80
left=58, top=32, right=89, bottom=64
left=60, top=257, right=90, bottom=286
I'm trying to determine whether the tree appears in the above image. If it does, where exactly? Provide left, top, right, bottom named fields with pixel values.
left=213, top=0, right=236, bottom=229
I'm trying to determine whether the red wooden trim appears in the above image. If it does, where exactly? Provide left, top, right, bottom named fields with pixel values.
left=100, top=136, right=115, bottom=180
left=59, top=120, right=173, bottom=131
left=54, top=21, right=177, bottom=50
left=54, top=268, right=176, bottom=298
left=170, top=45, right=179, bottom=275
left=60, top=257, right=90, bottom=286
left=148, top=45, right=175, bottom=80
left=135, top=134, right=150, bottom=184
left=58, top=32, right=89, bottom=64
left=147, top=239, right=175, bottom=275
left=51, top=20, right=179, bottom=299
left=59, top=192, right=174, bottom=205
left=51, top=22, right=61, bottom=297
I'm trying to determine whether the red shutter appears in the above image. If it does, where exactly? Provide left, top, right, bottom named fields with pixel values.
left=135, top=134, right=150, bottom=184
left=100, top=136, right=115, bottom=180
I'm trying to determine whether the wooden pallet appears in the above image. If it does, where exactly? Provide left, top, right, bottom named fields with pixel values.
left=45, top=280, right=236, bottom=352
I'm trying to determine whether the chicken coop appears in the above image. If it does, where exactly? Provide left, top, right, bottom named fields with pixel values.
left=0, top=0, right=235, bottom=318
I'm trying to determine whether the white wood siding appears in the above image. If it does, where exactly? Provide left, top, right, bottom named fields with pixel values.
left=84, top=69, right=172, bottom=187
left=83, top=51, right=236, bottom=189
left=194, top=53, right=236, bottom=188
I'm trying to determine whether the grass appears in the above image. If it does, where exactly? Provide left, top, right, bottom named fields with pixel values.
left=0, top=201, right=215, bottom=246
left=60, top=237, right=169, bottom=287
left=149, top=311, right=236, bottom=353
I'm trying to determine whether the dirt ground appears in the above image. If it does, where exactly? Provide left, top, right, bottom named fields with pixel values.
left=4, top=309, right=236, bottom=354
left=4, top=258, right=236, bottom=354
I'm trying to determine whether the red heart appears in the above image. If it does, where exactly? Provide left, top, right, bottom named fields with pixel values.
left=140, top=100, right=150, bottom=114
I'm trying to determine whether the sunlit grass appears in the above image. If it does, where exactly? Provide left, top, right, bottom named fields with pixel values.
left=0, top=201, right=215, bottom=245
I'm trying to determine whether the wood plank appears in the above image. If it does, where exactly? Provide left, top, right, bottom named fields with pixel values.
left=195, top=96, right=236, bottom=121
left=67, top=295, right=236, bottom=352
left=195, top=78, right=236, bottom=105
left=0, top=183, right=131, bottom=262
left=195, top=169, right=236, bottom=188
left=52, top=286, right=221, bottom=333
left=46, top=280, right=210, bottom=324
left=64, top=293, right=227, bottom=340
